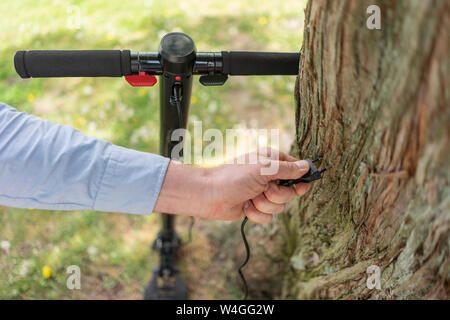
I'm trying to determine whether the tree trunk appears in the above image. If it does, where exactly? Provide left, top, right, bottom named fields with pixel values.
left=280, top=0, right=449, bottom=299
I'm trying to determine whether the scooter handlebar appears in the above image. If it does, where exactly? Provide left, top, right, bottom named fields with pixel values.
left=14, top=50, right=299, bottom=78
left=222, top=51, right=299, bottom=75
left=14, top=50, right=132, bottom=78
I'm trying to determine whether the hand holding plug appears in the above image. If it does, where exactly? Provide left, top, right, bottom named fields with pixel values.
left=239, top=156, right=328, bottom=300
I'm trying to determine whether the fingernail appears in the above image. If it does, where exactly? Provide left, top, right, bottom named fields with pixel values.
left=244, top=201, right=250, bottom=209
left=296, top=160, right=309, bottom=171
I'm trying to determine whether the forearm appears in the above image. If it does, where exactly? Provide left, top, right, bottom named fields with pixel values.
left=154, top=161, right=212, bottom=217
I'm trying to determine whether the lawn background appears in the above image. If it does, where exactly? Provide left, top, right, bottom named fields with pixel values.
left=0, top=0, right=305, bottom=299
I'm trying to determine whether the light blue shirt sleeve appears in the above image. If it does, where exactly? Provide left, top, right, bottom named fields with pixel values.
left=0, top=102, right=170, bottom=215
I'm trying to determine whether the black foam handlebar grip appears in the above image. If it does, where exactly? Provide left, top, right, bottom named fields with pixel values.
left=222, top=51, right=299, bottom=75
left=14, top=50, right=132, bottom=78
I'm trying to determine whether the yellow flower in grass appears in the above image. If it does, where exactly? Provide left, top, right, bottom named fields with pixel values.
left=76, top=117, right=86, bottom=128
left=42, top=266, right=52, bottom=279
left=27, top=93, right=35, bottom=102
left=258, top=16, right=268, bottom=25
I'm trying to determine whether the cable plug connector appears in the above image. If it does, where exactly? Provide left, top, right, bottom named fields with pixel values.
left=279, top=158, right=328, bottom=186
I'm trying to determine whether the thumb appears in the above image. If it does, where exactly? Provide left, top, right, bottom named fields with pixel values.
left=268, top=159, right=310, bottom=180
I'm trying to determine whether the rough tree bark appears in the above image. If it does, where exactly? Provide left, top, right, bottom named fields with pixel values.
left=278, top=0, right=449, bottom=299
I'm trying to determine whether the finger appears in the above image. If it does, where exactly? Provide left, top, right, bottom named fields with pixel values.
left=264, top=181, right=296, bottom=204
left=266, top=159, right=310, bottom=180
left=252, top=193, right=286, bottom=214
left=243, top=201, right=273, bottom=224
left=229, top=204, right=246, bottom=220
left=294, top=182, right=312, bottom=196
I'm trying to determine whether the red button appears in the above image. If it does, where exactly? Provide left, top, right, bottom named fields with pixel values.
left=125, top=73, right=157, bottom=87
left=175, top=76, right=181, bottom=81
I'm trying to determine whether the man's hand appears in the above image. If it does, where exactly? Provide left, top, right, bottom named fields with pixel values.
left=154, top=149, right=312, bottom=224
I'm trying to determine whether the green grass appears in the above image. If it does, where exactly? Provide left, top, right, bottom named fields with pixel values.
left=0, top=0, right=305, bottom=299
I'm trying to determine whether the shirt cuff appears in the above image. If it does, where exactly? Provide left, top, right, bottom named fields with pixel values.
left=93, top=144, right=170, bottom=215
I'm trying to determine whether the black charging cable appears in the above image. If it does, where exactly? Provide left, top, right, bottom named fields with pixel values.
left=171, top=84, right=195, bottom=247
left=172, top=84, right=183, bottom=128
left=238, top=216, right=250, bottom=300
left=238, top=158, right=328, bottom=300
